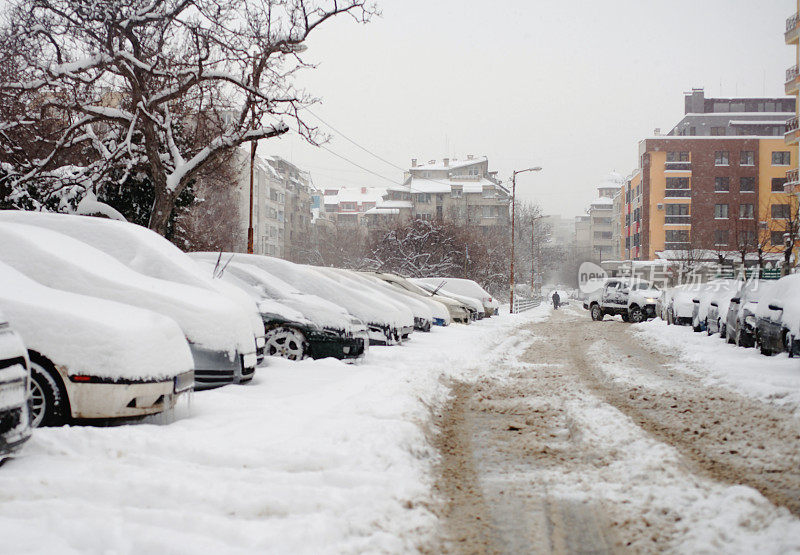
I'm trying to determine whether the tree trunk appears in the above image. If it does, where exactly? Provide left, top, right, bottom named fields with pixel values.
left=149, top=185, right=177, bottom=235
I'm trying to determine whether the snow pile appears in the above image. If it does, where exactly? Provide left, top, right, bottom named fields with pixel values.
left=0, top=223, right=254, bottom=355
left=0, top=307, right=548, bottom=553
left=0, top=262, right=192, bottom=380
left=633, top=319, right=800, bottom=414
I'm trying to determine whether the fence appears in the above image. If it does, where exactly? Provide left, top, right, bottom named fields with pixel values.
left=511, top=296, right=542, bottom=314
left=713, top=268, right=782, bottom=280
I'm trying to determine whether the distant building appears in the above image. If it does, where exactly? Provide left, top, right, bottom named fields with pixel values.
left=574, top=215, right=591, bottom=260
left=323, top=186, right=387, bottom=226
left=582, top=173, right=623, bottom=261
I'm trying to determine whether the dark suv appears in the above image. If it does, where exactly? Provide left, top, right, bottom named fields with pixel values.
left=0, top=311, right=32, bottom=461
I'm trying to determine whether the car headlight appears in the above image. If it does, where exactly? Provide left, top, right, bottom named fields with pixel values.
left=744, top=315, right=756, bottom=328
left=645, top=298, right=656, bottom=303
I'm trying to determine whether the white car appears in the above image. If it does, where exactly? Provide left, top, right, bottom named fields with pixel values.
left=0, top=223, right=255, bottom=390
left=0, top=211, right=266, bottom=364
left=705, top=280, right=741, bottom=337
left=584, top=278, right=660, bottom=323
left=414, top=277, right=499, bottom=316
left=0, top=262, right=193, bottom=426
left=0, top=308, right=32, bottom=456
left=664, top=285, right=697, bottom=326
left=411, top=280, right=485, bottom=320
left=372, top=272, right=468, bottom=324
left=358, top=271, right=451, bottom=327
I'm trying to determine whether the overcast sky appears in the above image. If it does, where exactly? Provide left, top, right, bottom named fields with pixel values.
left=262, top=0, right=794, bottom=218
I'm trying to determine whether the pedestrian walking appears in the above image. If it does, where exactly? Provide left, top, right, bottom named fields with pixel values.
left=552, top=290, right=560, bottom=310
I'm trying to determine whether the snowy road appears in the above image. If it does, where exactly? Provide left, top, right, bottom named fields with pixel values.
left=433, top=306, right=800, bottom=553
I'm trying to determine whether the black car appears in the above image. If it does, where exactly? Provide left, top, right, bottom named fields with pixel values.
left=0, top=313, right=33, bottom=461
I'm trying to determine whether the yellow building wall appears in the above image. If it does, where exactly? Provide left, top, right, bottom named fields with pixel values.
left=758, top=138, right=798, bottom=254
left=647, top=151, right=691, bottom=259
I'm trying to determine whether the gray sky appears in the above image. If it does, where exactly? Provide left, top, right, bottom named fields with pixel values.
left=262, top=0, right=794, bottom=218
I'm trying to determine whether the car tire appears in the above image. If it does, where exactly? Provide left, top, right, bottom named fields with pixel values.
left=629, top=306, right=644, bottom=323
left=264, top=326, right=308, bottom=361
left=621, top=313, right=630, bottom=322
left=590, top=305, right=603, bottom=321
left=29, top=355, right=68, bottom=428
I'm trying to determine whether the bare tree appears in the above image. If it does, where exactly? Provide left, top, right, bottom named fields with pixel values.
left=0, top=0, right=376, bottom=234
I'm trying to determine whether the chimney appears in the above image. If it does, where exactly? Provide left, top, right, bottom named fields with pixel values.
left=467, top=154, right=473, bottom=160
left=411, top=158, right=417, bottom=167
left=361, top=187, right=367, bottom=194
left=653, top=128, right=661, bottom=136
left=443, top=158, right=449, bottom=167
left=428, top=159, right=436, bottom=165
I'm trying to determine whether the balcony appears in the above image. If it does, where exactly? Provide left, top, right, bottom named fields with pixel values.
left=786, top=116, right=800, bottom=145
left=786, top=64, right=800, bottom=95
left=785, top=169, right=799, bottom=194
left=663, top=161, right=691, bottom=171
left=787, top=12, right=800, bottom=44
left=664, top=215, right=691, bottom=225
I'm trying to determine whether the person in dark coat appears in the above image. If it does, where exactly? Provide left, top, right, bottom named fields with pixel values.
left=552, top=291, right=560, bottom=309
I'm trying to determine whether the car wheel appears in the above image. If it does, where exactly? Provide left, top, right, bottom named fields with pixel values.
left=621, top=313, right=630, bottom=322
left=590, top=305, right=603, bottom=321
left=706, top=320, right=714, bottom=336
left=629, top=306, right=644, bottom=323
left=29, top=357, right=68, bottom=428
left=264, top=327, right=308, bottom=361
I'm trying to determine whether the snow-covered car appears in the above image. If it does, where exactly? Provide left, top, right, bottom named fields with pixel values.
left=705, top=281, right=741, bottom=337
left=371, top=272, right=468, bottom=324
left=725, top=280, right=770, bottom=348
left=689, top=280, right=736, bottom=332
left=358, top=271, right=451, bottom=327
left=192, top=258, right=369, bottom=361
left=319, top=267, right=429, bottom=334
left=414, top=277, right=499, bottom=316
left=0, top=223, right=255, bottom=390
left=0, top=211, right=266, bottom=364
left=0, top=308, right=32, bottom=458
left=411, top=279, right=485, bottom=320
left=664, top=285, right=698, bottom=326
left=196, top=253, right=409, bottom=346
left=0, top=262, right=193, bottom=426
left=585, top=278, right=660, bottom=323
left=755, top=275, right=800, bottom=356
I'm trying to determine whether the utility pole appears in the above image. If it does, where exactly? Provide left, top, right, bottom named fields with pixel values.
left=531, top=219, right=536, bottom=295
left=247, top=58, right=258, bottom=255
left=509, top=166, right=542, bottom=313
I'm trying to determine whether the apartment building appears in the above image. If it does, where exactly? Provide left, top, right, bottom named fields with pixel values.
left=368, top=156, right=510, bottom=229
left=621, top=90, right=797, bottom=261
left=268, top=157, right=314, bottom=262
left=786, top=4, right=800, bottom=196
left=323, top=186, right=387, bottom=226
left=581, top=173, right=623, bottom=261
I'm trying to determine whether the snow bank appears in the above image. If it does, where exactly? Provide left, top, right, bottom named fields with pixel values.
left=633, top=319, right=800, bottom=414
left=0, top=262, right=192, bottom=380
left=0, top=223, right=253, bottom=355
left=0, top=306, right=549, bottom=553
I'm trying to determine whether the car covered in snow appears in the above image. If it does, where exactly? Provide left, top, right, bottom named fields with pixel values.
left=663, top=285, right=698, bottom=326
left=689, top=280, right=738, bottom=332
left=0, top=223, right=255, bottom=390
left=358, top=271, right=451, bottom=327
left=192, top=257, right=369, bottom=361
left=0, top=211, right=267, bottom=364
left=755, top=275, right=800, bottom=356
left=0, top=308, right=32, bottom=458
left=585, top=278, right=659, bottom=323
left=0, top=262, right=193, bottom=426
left=411, top=279, right=485, bottom=320
left=705, top=280, right=742, bottom=337
left=195, top=253, right=409, bottom=346
left=414, top=277, right=499, bottom=316
left=371, top=272, right=469, bottom=324
left=725, top=280, right=770, bottom=348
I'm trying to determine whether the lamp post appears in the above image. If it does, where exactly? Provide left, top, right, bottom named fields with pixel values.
left=510, top=166, right=542, bottom=313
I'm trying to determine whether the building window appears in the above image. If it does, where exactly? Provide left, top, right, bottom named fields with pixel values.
left=715, top=230, right=728, bottom=246
left=710, top=127, right=726, bottom=136
left=714, top=204, right=729, bottom=219
left=739, top=177, right=755, bottom=192
left=714, top=177, right=730, bottom=192
left=665, top=177, right=690, bottom=197
left=714, top=151, right=729, bottom=166
left=740, top=151, right=754, bottom=166
left=665, top=203, right=690, bottom=224
left=416, top=193, right=431, bottom=203
left=772, top=151, right=791, bottom=166
left=739, top=204, right=754, bottom=219
left=772, top=203, right=791, bottom=219
left=451, top=188, right=462, bottom=198
left=772, top=177, right=788, bottom=192
left=665, top=230, right=690, bottom=249
left=771, top=231, right=786, bottom=246
left=738, top=230, right=756, bottom=246
left=666, top=151, right=690, bottom=162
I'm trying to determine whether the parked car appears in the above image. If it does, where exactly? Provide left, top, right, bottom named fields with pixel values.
left=371, top=272, right=469, bottom=324
left=195, top=253, right=409, bottom=345
left=705, top=281, right=741, bottom=337
left=755, top=275, right=800, bottom=356
left=0, top=308, right=32, bottom=457
left=0, top=223, right=255, bottom=389
left=725, top=280, right=771, bottom=348
left=358, top=271, right=451, bottom=327
left=690, top=280, right=736, bottom=332
left=664, top=285, right=697, bottom=326
left=585, top=278, right=660, bottom=322
left=0, top=211, right=267, bottom=363
left=411, top=279, right=485, bottom=320
left=414, top=277, right=499, bottom=316
left=193, top=258, right=369, bottom=361
left=0, top=261, right=193, bottom=426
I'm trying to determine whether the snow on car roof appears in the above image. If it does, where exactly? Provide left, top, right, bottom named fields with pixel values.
left=410, top=279, right=484, bottom=313
left=414, top=277, right=494, bottom=302
left=358, top=272, right=449, bottom=322
left=756, top=275, right=800, bottom=335
left=0, top=223, right=253, bottom=355
left=323, top=268, right=431, bottom=321
left=0, top=211, right=265, bottom=340
left=0, top=261, right=192, bottom=380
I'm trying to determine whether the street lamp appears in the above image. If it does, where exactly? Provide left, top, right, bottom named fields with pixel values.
left=510, top=166, right=542, bottom=313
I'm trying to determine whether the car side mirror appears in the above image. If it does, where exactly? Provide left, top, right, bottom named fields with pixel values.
left=768, top=304, right=783, bottom=311
left=692, top=299, right=700, bottom=303
left=730, top=297, right=740, bottom=304
left=710, top=302, right=718, bottom=307
left=621, top=288, right=629, bottom=294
